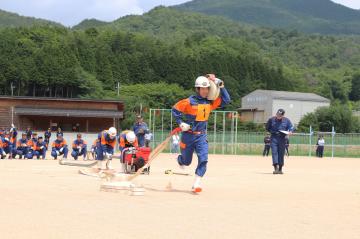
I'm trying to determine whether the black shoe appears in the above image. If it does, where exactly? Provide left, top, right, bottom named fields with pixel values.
left=278, top=170, right=284, bottom=174
left=273, top=165, right=279, bottom=174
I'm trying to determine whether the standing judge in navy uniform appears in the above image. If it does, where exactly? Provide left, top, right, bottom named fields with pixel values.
left=266, top=109, right=294, bottom=174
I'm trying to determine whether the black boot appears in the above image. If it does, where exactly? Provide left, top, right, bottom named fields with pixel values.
left=278, top=165, right=284, bottom=174
left=273, top=165, right=279, bottom=174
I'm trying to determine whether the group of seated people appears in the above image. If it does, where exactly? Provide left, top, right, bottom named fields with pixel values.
left=0, top=125, right=141, bottom=161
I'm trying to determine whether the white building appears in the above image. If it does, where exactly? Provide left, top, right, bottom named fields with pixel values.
left=239, top=90, right=330, bottom=125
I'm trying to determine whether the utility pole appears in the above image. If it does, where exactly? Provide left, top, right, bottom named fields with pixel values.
left=116, top=81, right=120, bottom=97
left=10, top=82, right=15, bottom=96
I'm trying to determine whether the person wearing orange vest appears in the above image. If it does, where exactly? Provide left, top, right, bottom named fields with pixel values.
left=25, top=132, right=38, bottom=159
left=172, top=74, right=231, bottom=193
left=9, top=124, right=17, bottom=154
left=118, top=130, right=138, bottom=152
left=118, top=130, right=139, bottom=172
left=96, top=127, right=117, bottom=170
left=31, top=137, right=47, bottom=160
left=90, top=138, right=99, bottom=160
left=0, top=137, right=5, bottom=159
left=0, top=131, right=12, bottom=159
left=13, top=133, right=30, bottom=159
left=71, top=133, right=87, bottom=160
left=51, top=133, right=68, bottom=160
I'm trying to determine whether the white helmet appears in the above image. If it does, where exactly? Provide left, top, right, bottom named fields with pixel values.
left=195, top=76, right=210, bottom=88
left=108, top=127, right=117, bottom=138
left=126, top=131, right=136, bottom=144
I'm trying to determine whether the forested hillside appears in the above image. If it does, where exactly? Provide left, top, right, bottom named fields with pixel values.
left=175, top=0, right=360, bottom=35
left=0, top=9, right=62, bottom=28
left=0, top=6, right=359, bottom=117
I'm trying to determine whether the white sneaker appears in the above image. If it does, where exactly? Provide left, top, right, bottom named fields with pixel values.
left=192, top=175, right=202, bottom=193
left=179, top=164, right=186, bottom=171
left=96, top=160, right=102, bottom=169
left=98, top=160, right=107, bottom=170
left=106, top=160, right=113, bottom=170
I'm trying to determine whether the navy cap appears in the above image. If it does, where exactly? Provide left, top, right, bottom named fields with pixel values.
left=276, top=109, right=285, bottom=116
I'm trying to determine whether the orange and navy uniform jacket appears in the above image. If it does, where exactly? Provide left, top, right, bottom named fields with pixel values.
left=72, top=139, right=87, bottom=150
left=17, top=138, right=29, bottom=150
left=118, top=131, right=139, bottom=151
left=35, top=141, right=47, bottom=151
left=27, top=138, right=38, bottom=151
left=98, top=130, right=116, bottom=151
left=91, top=139, right=99, bottom=150
left=1, top=134, right=11, bottom=149
left=10, top=130, right=17, bottom=145
left=52, top=139, right=67, bottom=150
left=172, top=88, right=231, bottom=132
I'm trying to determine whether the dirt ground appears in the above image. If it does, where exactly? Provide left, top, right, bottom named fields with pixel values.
left=0, top=154, right=360, bottom=239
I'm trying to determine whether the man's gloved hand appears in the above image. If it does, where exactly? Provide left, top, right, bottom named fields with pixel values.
left=105, top=152, right=112, bottom=160
left=2, top=151, right=6, bottom=156
left=180, top=122, right=190, bottom=132
left=56, top=151, right=60, bottom=156
left=40, top=146, right=44, bottom=150
left=59, top=148, right=63, bottom=153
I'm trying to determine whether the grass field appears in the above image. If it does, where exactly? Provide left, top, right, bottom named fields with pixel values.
left=151, top=131, right=360, bottom=158
left=1, top=154, right=359, bottom=239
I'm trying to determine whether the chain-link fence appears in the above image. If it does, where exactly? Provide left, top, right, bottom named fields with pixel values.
left=148, top=109, right=360, bottom=158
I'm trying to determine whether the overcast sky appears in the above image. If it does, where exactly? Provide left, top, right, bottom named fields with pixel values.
left=0, top=0, right=358, bottom=26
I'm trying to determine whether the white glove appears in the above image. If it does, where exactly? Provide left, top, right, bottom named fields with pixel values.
left=59, top=148, right=63, bottom=153
left=214, top=78, right=224, bottom=88
left=77, top=146, right=81, bottom=150
left=4, top=137, right=9, bottom=142
left=180, top=122, right=190, bottom=132
left=105, top=152, right=112, bottom=160
left=56, top=151, right=60, bottom=156
left=11, top=124, right=15, bottom=128
left=40, top=146, right=44, bottom=150
left=2, top=151, right=6, bottom=156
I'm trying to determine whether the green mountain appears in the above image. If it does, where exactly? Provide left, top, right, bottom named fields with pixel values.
left=0, top=9, right=62, bottom=28
left=69, top=6, right=360, bottom=103
left=175, top=0, right=360, bottom=35
left=72, top=19, right=109, bottom=30
left=71, top=7, right=360, bottom=70
left=0, top=6, right=359, bottom=111
left=73, top=6, right=251, bottom=40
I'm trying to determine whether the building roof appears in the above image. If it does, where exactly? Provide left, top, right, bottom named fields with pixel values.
left=245, top=90, right=330, bottom=102
left=14, top=107, right=123, bottom=119
left=0, top=96, right=123, bottom=104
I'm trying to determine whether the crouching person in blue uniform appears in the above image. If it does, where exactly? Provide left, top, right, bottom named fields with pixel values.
left=25, top=132, right=38, bottom=159
left=51, top=134, right=68, bottom=160
left=266, top=109, right=294, bottom=174
left=172, top=74, right=231, bottom=193
left=0, top=131, right=13, bottom=159
left=13, top=133, right=30, bottom=159
left=33, top=137, right=47, bottom=160
left=96, top=127, right=117, bottom=170
left=71, top=133, right=87, bottom=160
